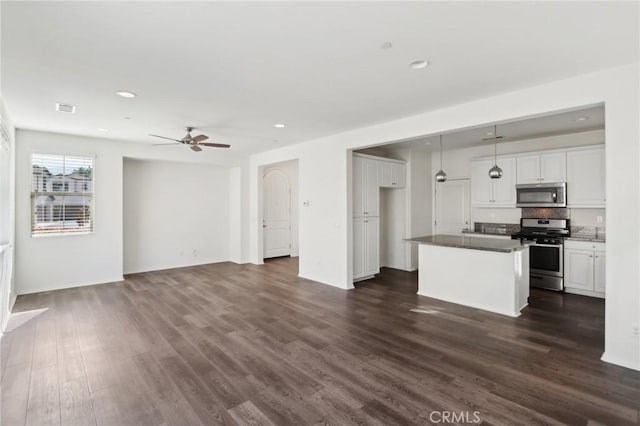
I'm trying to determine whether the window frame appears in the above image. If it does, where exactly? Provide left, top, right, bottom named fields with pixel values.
left=30, top=152, right=96, bottom=238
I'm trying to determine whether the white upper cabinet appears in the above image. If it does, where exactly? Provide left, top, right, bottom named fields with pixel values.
left=364, top=159, right=379, bottom=216
left=540, top=152, right=567, bottom=183
left=352, top=156, right=365, bottom=217
left=471, top=157, right=516, bottom=206
left=516, top=155, right=540, bottom=184
left=353, top=154, right=406, bottom=218
left=471, top=159, right=493, bottom=206
left=391, top=163, right=406, bottom=188
left=567, top=148, right=606, bottom=207
left=492, top=157, right=516, bottom=205
left=353, top=156, right=379, bottom=217
left=516, top=152, right=566, bottom=184
left=378, top=160, right=406, bottom=188
left=377, top=161, right=392, bottom=187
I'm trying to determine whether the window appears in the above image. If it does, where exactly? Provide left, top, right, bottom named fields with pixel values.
left=31, top=154, right=94, bottom=236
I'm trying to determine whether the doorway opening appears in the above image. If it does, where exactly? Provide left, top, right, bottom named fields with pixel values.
left=434, top=179, right=470, bottom=234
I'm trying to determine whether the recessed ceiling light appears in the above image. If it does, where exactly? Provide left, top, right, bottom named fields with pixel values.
left=55, top=103, right=76, bottom=113
left=575, top=116, right=589, bottom=121
left=409, top=60, right=429, bottom=70
left=116, top=91, right=137, bottom=98
left=424, top=142, right=431, bottom=145
left=274, top=123, right=285, bottom=128
left=97, top=128, right=109, bottom=132
left=124, top=116, right=131, bottom=120
left=381, top=42, right=393, bottom=50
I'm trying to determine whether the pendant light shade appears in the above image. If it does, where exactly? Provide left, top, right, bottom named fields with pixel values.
left=488, top=125, right=503, bottom=179
left=435, top=135, right=447, bottom=182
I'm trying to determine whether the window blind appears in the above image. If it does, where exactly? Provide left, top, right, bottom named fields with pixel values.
left=31, top=154, right=94, bottom=236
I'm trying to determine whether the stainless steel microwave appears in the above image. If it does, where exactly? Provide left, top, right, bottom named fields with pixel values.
left=516, top=182, right=567, bottom=208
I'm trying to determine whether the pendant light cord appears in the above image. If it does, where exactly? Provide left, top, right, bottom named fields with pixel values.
left=440, top=135, right=443, bottom=169
left=493, top=125, right=498, bottom=163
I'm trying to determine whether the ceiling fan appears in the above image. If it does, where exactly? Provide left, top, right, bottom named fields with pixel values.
left=149, top=127, right=231, bottom=152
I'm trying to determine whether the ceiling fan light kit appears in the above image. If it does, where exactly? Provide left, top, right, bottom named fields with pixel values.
left=149, top=126, right=231, bottom=152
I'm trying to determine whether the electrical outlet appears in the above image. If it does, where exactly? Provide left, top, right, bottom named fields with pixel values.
left=303, top=201, right=310, bottom=207
left=632, top=324, right=640, bottom=337
left=192, top=249, right=198, bottom=258
left=597, top=215, right=604, bottom=224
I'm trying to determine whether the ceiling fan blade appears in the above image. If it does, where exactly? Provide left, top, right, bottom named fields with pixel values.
left=149, top=134, right=182, bottom=142
left=200, top=142, right=231, bottom=148
left=190, top=145, right=203, bottom=152
left=152, top=143, right=181, bottom=146
left=191, top=134, right=209, bottom=143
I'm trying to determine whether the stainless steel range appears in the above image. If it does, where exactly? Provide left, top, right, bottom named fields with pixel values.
left=511, top=218, right=570, bottom=291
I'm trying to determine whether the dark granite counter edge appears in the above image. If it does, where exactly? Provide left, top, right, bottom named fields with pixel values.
left=565, top=237, right=606, bottom=243
left=404, top=236, right=532, bottom=253
left=461, top=230, right=511, bottom=237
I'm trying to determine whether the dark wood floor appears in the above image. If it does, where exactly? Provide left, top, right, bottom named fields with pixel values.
left=1, top=258, right=639, bottom=426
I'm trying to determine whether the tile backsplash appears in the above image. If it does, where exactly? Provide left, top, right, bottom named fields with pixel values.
left=521, top=207, right=570, bottom=219
left=473, top=207, right=605, bottom=230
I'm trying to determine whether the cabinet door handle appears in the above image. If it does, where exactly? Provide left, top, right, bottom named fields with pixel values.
left=364, top=212, right=368, bottom=215
left=589, top=255, right=593, bottom=258
left=595, top=256, right=599, bottom=258
left=540, top=178, right=545, bottom=181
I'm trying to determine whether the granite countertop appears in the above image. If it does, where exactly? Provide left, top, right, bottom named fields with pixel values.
left=461, top=230, right=510, bottom=237
left=405, top=234, right=532, bottom=253
left=565, top=236, right=606, bottom=243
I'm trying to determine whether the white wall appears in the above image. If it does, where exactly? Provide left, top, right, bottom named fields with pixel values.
left=261, top=159, right=299, bottom=258
left=14, top=129, right=242, bottom=294
left=248, top=63, right=640, bottom=371
left=123, top=159, right=230, bottom=274
left=0, top=96, right=16, bottom=332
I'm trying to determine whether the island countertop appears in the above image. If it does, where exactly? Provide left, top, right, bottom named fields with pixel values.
left=405, top=234, right=532, bottom=253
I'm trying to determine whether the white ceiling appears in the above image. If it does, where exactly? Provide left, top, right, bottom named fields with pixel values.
left=1, top=2, right=637, bottom=155
left=373, top=104, right=605, bottom=153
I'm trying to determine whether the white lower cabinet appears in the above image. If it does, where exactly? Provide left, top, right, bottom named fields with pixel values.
left=353, top=217, right=379, bottom=280
left=564, top=240, right=605, bottom=297
left=594, top=250, right=606, bottom=293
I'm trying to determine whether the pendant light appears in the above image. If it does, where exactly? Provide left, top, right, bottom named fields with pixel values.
left=435, top=135, right=447, bottom=182
left=488, top=125, right=503, bottom=179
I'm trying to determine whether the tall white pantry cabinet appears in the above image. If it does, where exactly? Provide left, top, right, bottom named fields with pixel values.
left=352, top=154, right=406, bottom=281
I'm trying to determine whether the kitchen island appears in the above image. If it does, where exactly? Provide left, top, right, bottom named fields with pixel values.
left=405, top=235, right=531, bottom=317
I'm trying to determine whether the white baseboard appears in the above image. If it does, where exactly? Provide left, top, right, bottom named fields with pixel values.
left=298, top=273, right=353, bottom=290
left=601, top=351, right=640, bottom=371
left=18, top=276, right=125, bottom=295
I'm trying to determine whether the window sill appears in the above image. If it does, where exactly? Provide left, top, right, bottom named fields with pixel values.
left=31, top=231, right=94, bottom=239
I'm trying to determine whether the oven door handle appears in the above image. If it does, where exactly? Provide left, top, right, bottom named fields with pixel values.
left=532, top=243, right=562, bottom=248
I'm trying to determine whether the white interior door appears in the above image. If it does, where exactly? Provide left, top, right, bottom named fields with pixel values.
left=263, top=169, right=291, bottom=259
left=435, top=180, right=470, bottom=234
